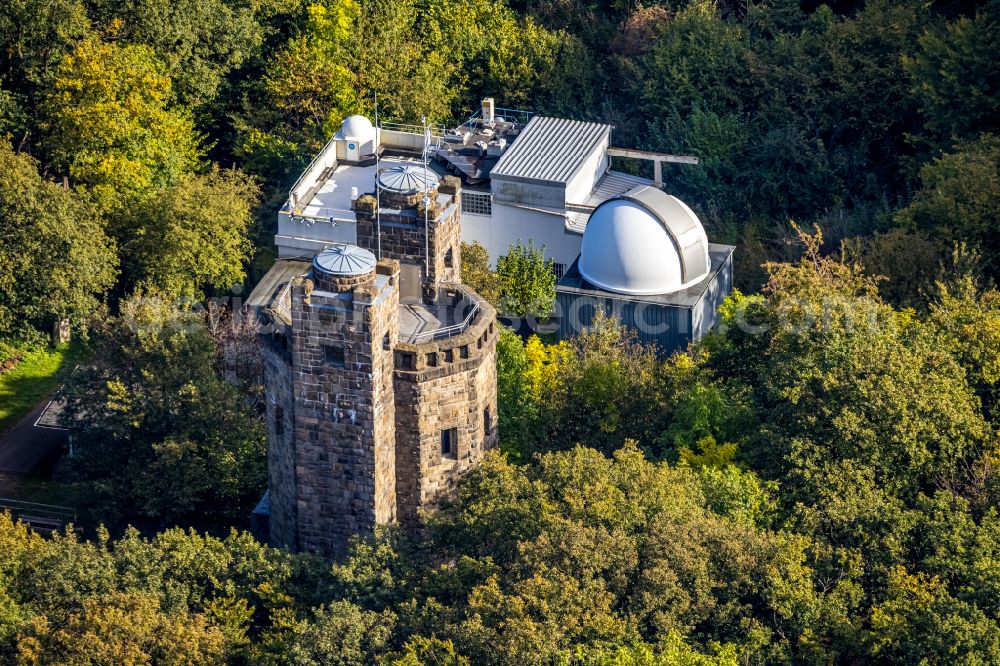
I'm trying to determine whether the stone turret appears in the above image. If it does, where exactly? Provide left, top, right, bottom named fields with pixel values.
left=266, top=246, right=400, bottom=555
left=260, top=165, right=497, bottom=559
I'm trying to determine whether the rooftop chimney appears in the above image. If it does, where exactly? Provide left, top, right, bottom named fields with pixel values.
left=482, top=98, right=495, bottom=126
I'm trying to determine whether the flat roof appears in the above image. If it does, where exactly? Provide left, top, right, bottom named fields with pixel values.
left=287, top=154, right=447, bottom=222
left=247, top=258, right=311, bottom=311
left=490, top=116, right=612, bottom=185
left=248, top=259, right=481, bottom=343
left=556, top=244, right=735, bottom=308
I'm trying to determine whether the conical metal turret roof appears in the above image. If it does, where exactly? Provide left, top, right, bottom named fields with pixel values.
left=313, top=244, right=376, bottom=277
left=376, top=165, right=439, bottom=195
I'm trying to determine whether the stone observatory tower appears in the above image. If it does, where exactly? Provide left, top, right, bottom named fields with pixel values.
left=255, top=171, right=498, bottom=559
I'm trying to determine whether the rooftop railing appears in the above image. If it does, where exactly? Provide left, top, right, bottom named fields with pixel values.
left=459, top=106, right=533, bottom=130
left=404, top=282, right=487, bottom=344
left=287, top=134, right=340, bottom=208
left=380, top=121, right=448, bottom=139
left=0, top=498, right=76, bottom=535
left=283, top=205, right=355, bottom=223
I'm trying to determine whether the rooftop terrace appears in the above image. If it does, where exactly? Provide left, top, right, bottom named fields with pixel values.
left=247, top=259, right=486, bottom=345
left=398, top=284, right=485, bottom=344
left=284, top=154, right=450, bottom=224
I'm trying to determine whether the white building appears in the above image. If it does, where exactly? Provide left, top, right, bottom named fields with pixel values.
left=275, top=99, right=698, bottom=277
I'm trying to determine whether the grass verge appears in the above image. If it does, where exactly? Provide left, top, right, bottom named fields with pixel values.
left=0, top=341, right=85, bottom=433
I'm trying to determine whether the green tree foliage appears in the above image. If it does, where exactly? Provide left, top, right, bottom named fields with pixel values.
left=494, top=327, right=534, bottom=456
left=0, top=0, right=91, bottom=93
left=0, top=142, right=116, bottom=339
left=841, top=228, right=949, bottom=307
left=904, top=1, right=1000, bottom=154
left=869, top=565, right=1000, bottom=663
left=483, top=229, right=1000, bottom=663
left=3, top=0, right=1000, bottom=661
left=713, top=226, right=989, bottom=501
left=896, top=133, right=1000, bottom=276
left=41, top=36, right=202, bottom=210
left=459, top=241, right=499, bottom=304
left=927, top=268, right=1000, bottom=421
left=121, top=168, right=260, bottom=299
left=18, top=592, right=229, bottom=665
left=90, top=0, right=265, bottom=109
left=495, top=241, right=556, bottom=319
left=0, top=515, right=331, bottom=662
left=236, top=0, right=360, bottom=178
left=283, top=601, right=394, bottom=665
left=494, top=313, right=749, bottom=460
left=236, top=0, right=591, bottom=185
left=62, top=294, right=266, bottom=525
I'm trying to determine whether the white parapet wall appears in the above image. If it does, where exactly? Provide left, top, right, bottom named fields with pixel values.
left=275, top=213, right=359, bottom=258
left=289, top=137, right=340, bottom=210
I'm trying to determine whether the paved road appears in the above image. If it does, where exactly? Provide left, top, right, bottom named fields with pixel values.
left=0, top=399, right=67, bottom=474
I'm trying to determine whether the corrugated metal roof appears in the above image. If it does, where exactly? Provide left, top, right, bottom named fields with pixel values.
left=490, top=116, right=612, bottom=184
left=565, top=170, right=653, bottom=233
left=579, top=170, right=651, bottom=206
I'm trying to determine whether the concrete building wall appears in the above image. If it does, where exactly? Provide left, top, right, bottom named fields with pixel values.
left=491, top=176, right=566, bottom=209
left=461, top=201, right=583, bottom=268
left=565, top=142, right=609, bottom=205
left=381, top=129, right=429, bottom=152
left=276, top=213, right=358, bottom=257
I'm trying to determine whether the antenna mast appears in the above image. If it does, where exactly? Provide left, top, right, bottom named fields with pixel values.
left=422, top=115, right=430, bottom=283
left=375, top=92, right=381, bottom=259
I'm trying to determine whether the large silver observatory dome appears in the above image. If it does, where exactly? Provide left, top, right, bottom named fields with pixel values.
left=578, top=186, right=711, bottom=296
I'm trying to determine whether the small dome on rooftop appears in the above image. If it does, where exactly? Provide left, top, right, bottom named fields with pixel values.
left=377, top=165, right=439, bottom=195
left=335, top=115, right=376, bottom=143
left=313, top=244, right=376, bottom=277
left=579, top=186, right=710, bottom=296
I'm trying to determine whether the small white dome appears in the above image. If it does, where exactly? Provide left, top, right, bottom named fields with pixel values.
left=335, top=115, right=376, bottom=143
left=579, top=186, right=710, bottom=296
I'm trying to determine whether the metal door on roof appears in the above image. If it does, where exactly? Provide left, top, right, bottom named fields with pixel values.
left=345, top=138, right=360, bottom=161
left=399, top=262, right=422, bottom=304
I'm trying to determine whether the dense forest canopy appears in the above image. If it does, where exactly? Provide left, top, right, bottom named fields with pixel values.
left=1, top=0, right=1000, bottom=663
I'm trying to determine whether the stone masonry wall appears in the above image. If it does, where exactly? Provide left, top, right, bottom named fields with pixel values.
left=355, top=195, right=462, bottom=288
left=265, top=175, right=496, bottom=558
left=371, top=261, right=400, bottom=525
left=261, top=327, right=297, bottom=550
left=284, top=270, right=399, bottom=558
left=392, top=311, right=499, bottom=527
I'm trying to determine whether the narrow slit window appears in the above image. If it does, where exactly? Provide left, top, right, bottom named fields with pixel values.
left=440, top=427, right=457, bottom=459
left=324, top=345, right=346, bottom=368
